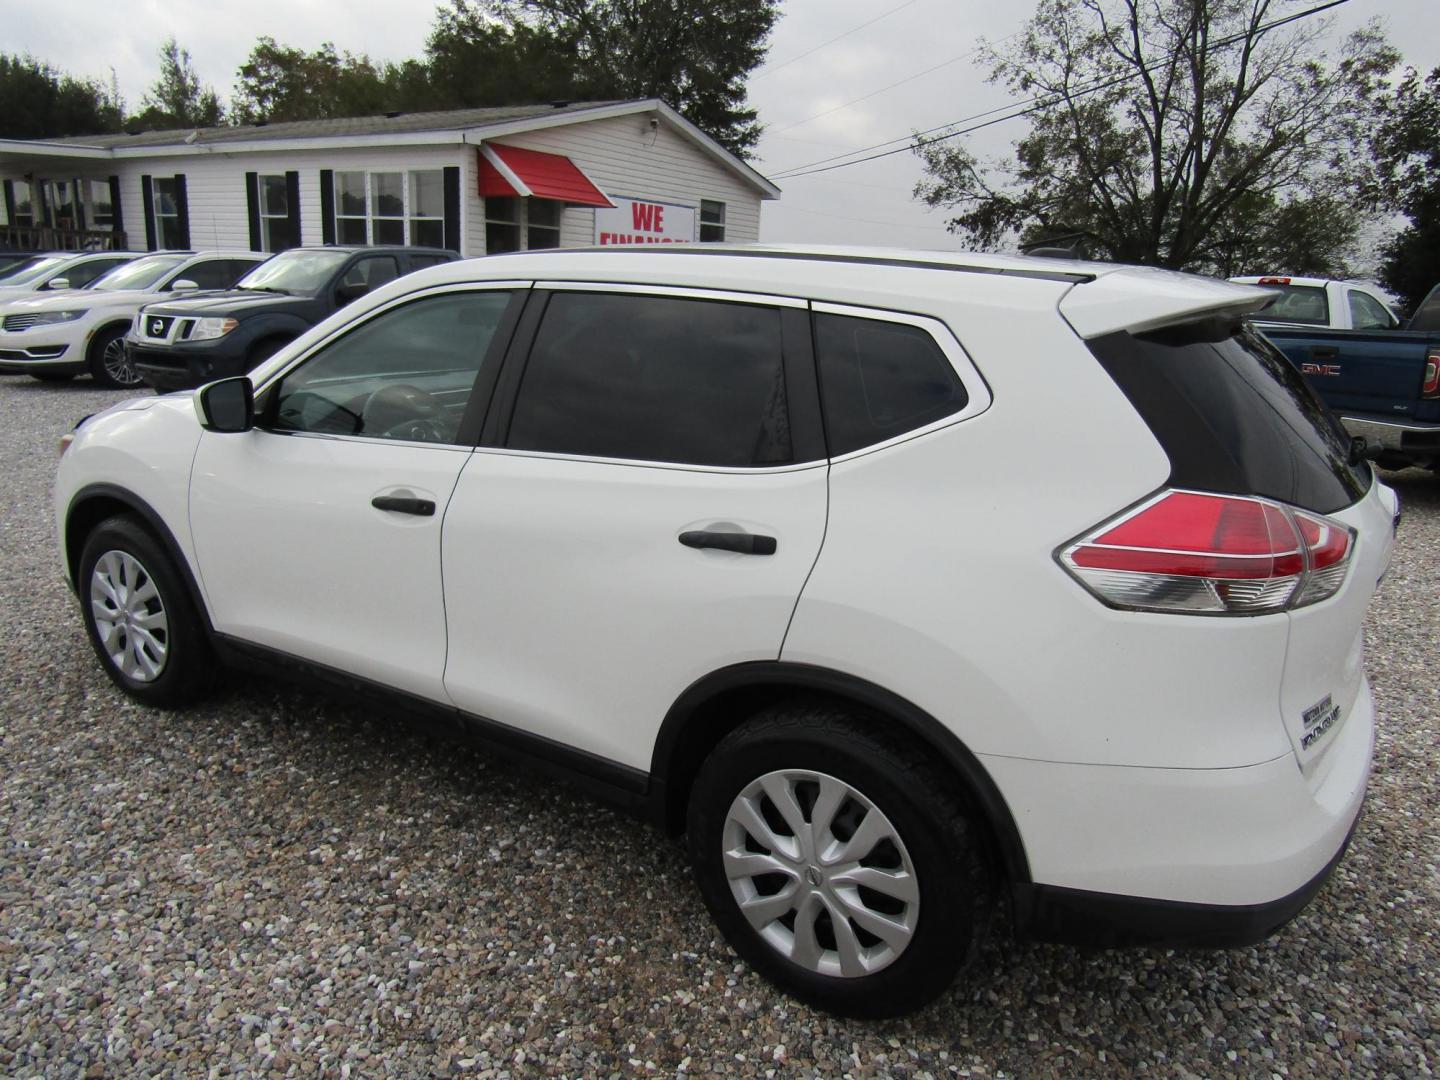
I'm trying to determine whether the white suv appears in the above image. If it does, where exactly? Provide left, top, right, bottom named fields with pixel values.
left=54, top=247, right=1396, bottom=1016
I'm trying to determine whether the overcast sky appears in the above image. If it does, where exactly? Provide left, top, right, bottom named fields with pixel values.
left=7, top=0, right=1438, bottom=254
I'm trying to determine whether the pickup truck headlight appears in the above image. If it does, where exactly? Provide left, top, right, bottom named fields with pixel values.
left=25, top=309, right=88, bottom=326
left=189, top=317, right=239, bottom=341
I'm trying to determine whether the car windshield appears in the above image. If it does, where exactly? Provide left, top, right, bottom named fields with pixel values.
left=235, top=250, right=350, bottom=295
left=0, top=256, right=69, bottom=287
left=91, top=256, right=188, bottom=292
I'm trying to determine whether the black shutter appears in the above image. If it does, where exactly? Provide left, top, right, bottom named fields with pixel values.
left=319, top=169, right=335, bottom=245
left=173, top=175, right=190, bottom=249
left=141, top=174, right=157, bottom=250
left=108, top=176, right=124, bottom=242
left=245, top=171, right=262, bottom=251
left=74, top=178, right=87, bottom=230
left=2, top=180, right=14, bottom=228
left=285, top=171, right=301, bottom=250
left=442, top=166, right=461, bottom=253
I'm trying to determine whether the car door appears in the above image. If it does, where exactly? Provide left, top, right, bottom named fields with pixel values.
left=440, top=286, right=830, bottom=770
left=189, top=283, right=525, bottom=702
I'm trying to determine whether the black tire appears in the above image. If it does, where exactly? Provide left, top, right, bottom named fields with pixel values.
left=30, top=373, right=75, bottom=382
left=686, top=704, right=994, bottom=1017
left=77, top=515, right=217, bottom=708
left=87, top=324, right=143, bottom=388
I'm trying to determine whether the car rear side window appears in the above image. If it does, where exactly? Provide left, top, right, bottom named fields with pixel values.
left=1087, top=319, right=1369, bottom=514
left=507, top=292, right=792, bottom=467
left=1253, top=284, right=1329, bottom=325
left=813, top=312, right=968, bottom=456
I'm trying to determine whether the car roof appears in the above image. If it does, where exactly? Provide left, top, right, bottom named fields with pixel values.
left=287, top=246, right=457, bottom=256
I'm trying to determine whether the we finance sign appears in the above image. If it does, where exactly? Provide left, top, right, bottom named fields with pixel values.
left=595, top=197, right=696, bottom=245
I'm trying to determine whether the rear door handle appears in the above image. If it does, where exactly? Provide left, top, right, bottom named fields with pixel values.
left=371, top=495, right=436, bottom=516
left=679, top=530, right=777, bottom=555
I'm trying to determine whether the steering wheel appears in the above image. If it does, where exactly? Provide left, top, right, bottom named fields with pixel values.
left=361, top=384, right=448, bottom=443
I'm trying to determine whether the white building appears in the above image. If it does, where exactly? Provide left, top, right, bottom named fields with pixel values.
left=0, top=99, right=778, bottom=257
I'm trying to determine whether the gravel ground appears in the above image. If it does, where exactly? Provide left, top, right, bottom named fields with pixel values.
left=0, top=377, right=1436, bottom=1079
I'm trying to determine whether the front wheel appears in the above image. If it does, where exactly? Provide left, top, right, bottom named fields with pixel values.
left=88, top=325, right=144, bottom=388
left=78, top=515, right=216, bottom=707
left=686, top=705, right=994, bottom=1017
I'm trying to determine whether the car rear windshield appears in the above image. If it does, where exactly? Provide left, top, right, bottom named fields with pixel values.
left=1251, top=283, right=1330, bottom=325
left=1087, top=318, right=1369, bottom=514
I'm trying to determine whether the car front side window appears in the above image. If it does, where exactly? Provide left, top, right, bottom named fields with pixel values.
left=268, top=290, right=513, bottom=445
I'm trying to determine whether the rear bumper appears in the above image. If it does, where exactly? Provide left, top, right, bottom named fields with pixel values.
left=989, top=677, right=1373, bottom=946
left=1342, top=414, right=1440, bottom=467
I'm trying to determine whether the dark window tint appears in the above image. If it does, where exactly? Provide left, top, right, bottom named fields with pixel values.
left=1087, top=319, right=1369, bottom=514
left=1409, top=285, right=1440, bottom=332
left=409, top=254, right=452, bottom=270
left=64, top=258, right=127, bottom=288
left=272, top=290, right=512, bottom=444
left=509, top=292, right=791, bottom=467
left=178, top=259, right=240, bottom=290
left=342, top=255, right=399, bottom=294
left=814, top=312, right=968, bottom=455
left=1253, top=284, right=1329, bottom=326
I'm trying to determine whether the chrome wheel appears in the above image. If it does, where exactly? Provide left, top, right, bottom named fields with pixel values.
left=101, top=336, right=142, bottom=386
left=89, top=550, right=169, bottom=682
left=722, top=769, right=920, bottom=978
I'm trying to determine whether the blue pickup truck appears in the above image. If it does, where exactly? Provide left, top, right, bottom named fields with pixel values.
left=1252, top=283, right=1440, bottom=472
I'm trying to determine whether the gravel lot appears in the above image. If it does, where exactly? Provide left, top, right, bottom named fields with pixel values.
left=1, top=377, right=1436, bottom=1078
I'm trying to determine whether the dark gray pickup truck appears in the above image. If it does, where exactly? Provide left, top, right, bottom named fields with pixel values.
left=1257, top=284, right=1440, bottom=472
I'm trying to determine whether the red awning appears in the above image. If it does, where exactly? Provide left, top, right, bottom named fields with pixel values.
left=477, top=143, right=613, bottom=207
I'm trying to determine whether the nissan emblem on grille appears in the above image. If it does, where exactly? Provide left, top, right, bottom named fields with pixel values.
left=149, top=318, right=165, bottom=336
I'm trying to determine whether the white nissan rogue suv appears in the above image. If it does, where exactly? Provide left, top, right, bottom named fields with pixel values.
left=53, top=246, right=1397, bottom=1016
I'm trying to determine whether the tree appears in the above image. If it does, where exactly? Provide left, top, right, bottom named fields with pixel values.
left=488, top=0, right=779, bottom=156
left=1370, top=67, right=1440, bottom=312
left=913, top=0, right=1397, bottom=276
left=132, top=38, right=223, bottom=129
left=424, top=2, right=584, bottom=109
left=0, top=54, right=123, bottom=139
left=231, top=38, right=394, bottom=123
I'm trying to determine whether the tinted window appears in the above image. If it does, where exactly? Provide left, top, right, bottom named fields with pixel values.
left=63, top=258, right=128, bottom=289
left=1410, top=285, right=1440, bottom=332
left=173, top=259, right=236, bottom=291
left=1253, top=284, right=1329, bottom=325
left=343, top=255, right=400, bottom=292
left=271, top=291, right=512, bottom=444
left=1088, top=319, right=1369, bottom=514
left=1347, top=290, right=1396, bottom=330
left=508, top=292, right=791, bottom=467
left=814, top=313, right=968, bottom=455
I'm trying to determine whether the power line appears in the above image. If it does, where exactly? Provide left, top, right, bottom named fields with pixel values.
left=770, top=0, right=1353, bottom=180
left=755, top=0, right=927, bottom=80
left=768, top=50, right=976, bottom=135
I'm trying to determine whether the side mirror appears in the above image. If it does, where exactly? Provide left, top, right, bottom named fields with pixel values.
left=46, top=277, right=71, bottom=290
left=195, top=377, right=254, bottom=433
left=336, top=280, right=368, bottom=304
left=170, top=278, right=200, bottom=292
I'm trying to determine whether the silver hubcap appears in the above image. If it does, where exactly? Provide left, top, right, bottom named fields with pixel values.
left=102, top=337, right=141, bottom=385
left=722, top=769, right=920, bottom=978
left=90, top=550, right=168, bottom=682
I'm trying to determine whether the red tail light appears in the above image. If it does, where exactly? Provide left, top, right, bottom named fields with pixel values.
left=1422, top=352, right=1439, bottom=399
left=1060, top=490, right=1354, bottom=614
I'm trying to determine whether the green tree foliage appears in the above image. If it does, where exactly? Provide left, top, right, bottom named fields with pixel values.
left=913, top=0, right=1397, bottom=276
left=488, top=0, right=779, bottom=156
left=132, top=38, right=224, bottom=129
left=1370, top=67, right=1440, bottom=312
left=0, top=54, right=123, bottom=139
left=231, top=38, right=396, bottom=123
left=424, top=2, right=585, bottom=109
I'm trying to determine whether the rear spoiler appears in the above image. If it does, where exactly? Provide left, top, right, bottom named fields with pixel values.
left=1059, top=267, right=1274, bottom=339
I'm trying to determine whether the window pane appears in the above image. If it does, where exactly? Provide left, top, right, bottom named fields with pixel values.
left=336, top=172, right=367, bottom=216
left=700, top=200, right=725, bottom=224
left=158, top=215, right=187, bottom=249
left=1347, top=291, right=1394, bottom=330
left=485, top=196, right=518, bottom=223
left=342, top=255, right=400, bottom=291
left=372, top=172, right=404, bottom=217
left=179, top=260, right=235, bottom=290
left=273, top=291, right=512, bottom=443
left=528, top=199, right=562, bottom=227
left=814, top=313, right=969, bottom=456
left=260, top=174, right=289, bottom=216
left=527, top=226, right=560, bottom=250
left=486, top=221, right=520, bottom=254
left=373, top=218, right=405, bottom=246
left=154, top=177, right=178, bottom=216
left=1253, top=284, right=1329, bottom=326
left=337, top=217, right=368, bottom=245
left=700, top=224, right=725, bottom=242
left=262, top=214, right=300, bottom=253
left=410, top=170, right=444, bottom=218
left=411, top=218, right=445, bottom=249
left=509, top=293, right=791, bottom=467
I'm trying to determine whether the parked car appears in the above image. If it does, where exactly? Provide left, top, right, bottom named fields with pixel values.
left=126, top=245, right=461, bottom=391
left=0, top=250, right=143, bottom=302
left=0, top=250, right=266, bottom=387
left=1243, top=280, right=1440, bottom=472
left=55, top=246, right=1397, bottom=1016
left=1230, top=275, right=1402, bottom=330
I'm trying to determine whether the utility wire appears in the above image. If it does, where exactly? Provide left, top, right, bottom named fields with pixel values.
left=769, top=0, right=1353, bottom=180
left=755, top=0, right=927, bottom=80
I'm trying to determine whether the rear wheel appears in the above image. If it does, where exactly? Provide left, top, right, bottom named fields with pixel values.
left=78, top=515, right=216, bottom=708
left=88, top=325, right=143, bottom=388
left=686, top=704, right=994, bottom=1017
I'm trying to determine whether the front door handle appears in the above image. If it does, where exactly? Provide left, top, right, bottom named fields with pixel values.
left=679, top=530, right=777, bottom=555
left=371, top=495, right=436, bottom=516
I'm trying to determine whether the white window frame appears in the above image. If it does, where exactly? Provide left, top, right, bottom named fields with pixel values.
left=700, top=199, right=726, bottom=242
left=152, top=177, right=183, bottom=249
left=332, top=169, right=445, bottom=247
left=84, top=179, right=115, bottom=231
left=253, top=173, right=294, bottom=252
left=483, top=197, right=564, bottom=254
